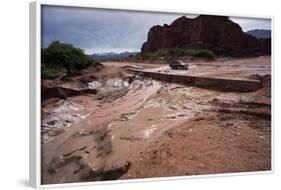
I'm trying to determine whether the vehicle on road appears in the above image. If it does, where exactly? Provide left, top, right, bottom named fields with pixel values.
left=169, top=60, right=188, bottom=70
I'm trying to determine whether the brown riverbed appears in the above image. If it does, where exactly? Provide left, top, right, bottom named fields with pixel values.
left=41, top=56, right=271, bottom=184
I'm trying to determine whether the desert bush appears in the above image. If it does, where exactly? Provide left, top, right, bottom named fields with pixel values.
left=213, top=46, right=234, bottom=56
left=41, top=67, right=60, bottom=79
left=140, top=48, right=216, bottom=60
left=41, top=41, right=93, bottom=74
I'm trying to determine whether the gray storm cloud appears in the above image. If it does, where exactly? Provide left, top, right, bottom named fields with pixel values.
left=42, top=5, right=271, bottom=54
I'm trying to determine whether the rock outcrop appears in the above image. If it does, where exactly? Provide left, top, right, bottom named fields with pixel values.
left=141, top=15, right=271, bottom=56
left=258, top=38, right=271, bottom=55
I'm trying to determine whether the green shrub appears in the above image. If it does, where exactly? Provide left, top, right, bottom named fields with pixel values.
left=41, top=41, right=93, bottom=74
left=191, top=49, right=216, bottom=59
left=140, top=48, right=216, bottom=60
left=213, top=46, right=234, bottom=56
left=41, top=67, right=60, bottom=79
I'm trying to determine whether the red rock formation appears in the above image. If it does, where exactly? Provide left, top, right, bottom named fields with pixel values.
left=258, top=38, right=271, bottom=55
left=141, top=15, right=271, bottom=56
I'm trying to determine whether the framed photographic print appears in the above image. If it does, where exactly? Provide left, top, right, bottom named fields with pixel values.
left=29, top=0, right=273, bottom=188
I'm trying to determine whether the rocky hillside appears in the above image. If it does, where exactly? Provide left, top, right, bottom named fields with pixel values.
left=247, top=29, right=271, bottom=39
left=141, top=15, right=271, bottom=56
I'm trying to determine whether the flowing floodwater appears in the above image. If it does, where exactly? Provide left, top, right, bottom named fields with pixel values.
left=41, top=100, right=90, bottom=144
left=41, top=77, right=143, bottom=144
left=42, top=58, right=271, bottom=184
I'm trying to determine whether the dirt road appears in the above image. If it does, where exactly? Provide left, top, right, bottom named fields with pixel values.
left=41, top=56, right=271, bottom=184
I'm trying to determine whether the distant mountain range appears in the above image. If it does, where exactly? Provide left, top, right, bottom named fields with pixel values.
left=247, top=29, right=271, bottom=39
left=91, top=51, right=139, bottom=60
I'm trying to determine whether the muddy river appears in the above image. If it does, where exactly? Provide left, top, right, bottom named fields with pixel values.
left=41, top=57, right=271, bottom=184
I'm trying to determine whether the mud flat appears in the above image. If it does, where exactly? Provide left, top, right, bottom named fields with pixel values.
left=41, top=56, right=271, bottom=184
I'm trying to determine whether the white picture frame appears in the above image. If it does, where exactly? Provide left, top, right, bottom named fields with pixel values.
left=29, top=1, right=274, bottom=188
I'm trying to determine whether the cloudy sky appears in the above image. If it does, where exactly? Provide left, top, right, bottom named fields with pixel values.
left=41, top=5, right=271, bottom=54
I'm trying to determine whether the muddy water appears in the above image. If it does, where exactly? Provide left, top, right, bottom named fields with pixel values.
left=42, top=75, right=271, bottom=184
left=98, top=84, right=222, bottom=171
left=42, top=100, right=89, bottom=143
left=41, top=77, right=164, bottom=184
left=43, top=78, right=219, bottom=178
left=42, top=58, right=271, bottom=184
left=41, top=77, right=132, bottom=144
